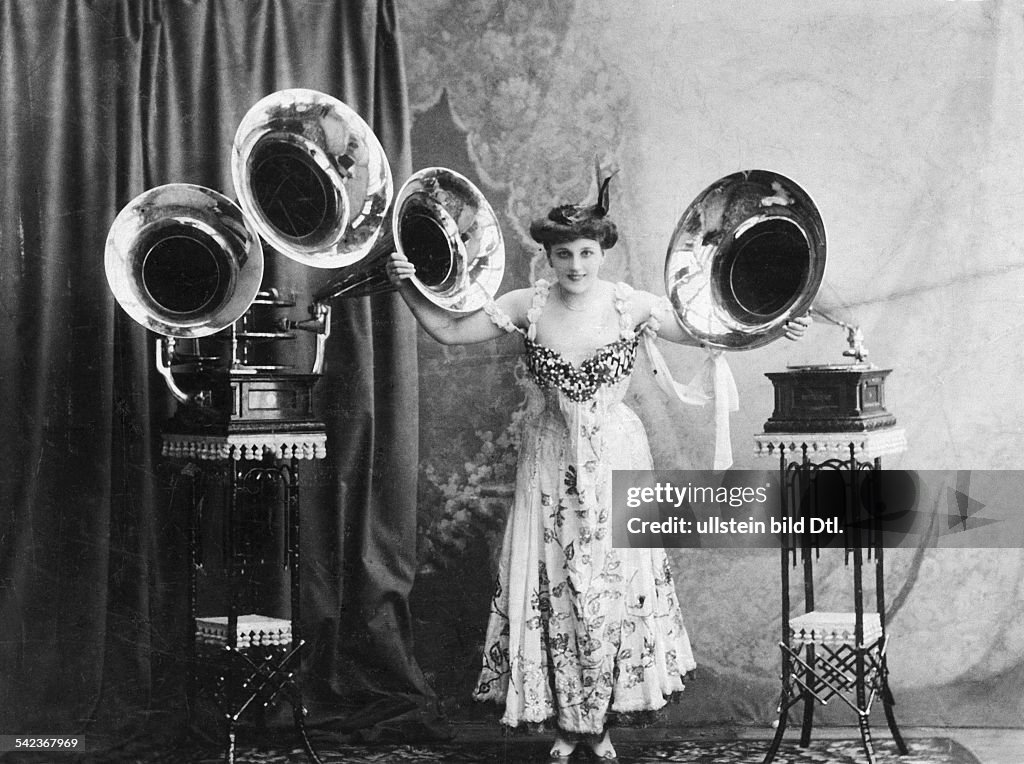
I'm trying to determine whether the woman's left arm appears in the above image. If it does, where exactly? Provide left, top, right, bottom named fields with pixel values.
left=631, top=289, right=701, bottom=346
left=631, top=288, right=812, bottom=345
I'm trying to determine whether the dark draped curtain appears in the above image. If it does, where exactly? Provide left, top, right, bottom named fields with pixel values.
left=0, top=0, right=448, bottom=747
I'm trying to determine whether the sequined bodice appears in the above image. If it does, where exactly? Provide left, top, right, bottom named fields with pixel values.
left=524, top=335, right=640, bottom=403
left=481, top=278, right=729, bottom=471
left=482, top=279, right=653, bottom=409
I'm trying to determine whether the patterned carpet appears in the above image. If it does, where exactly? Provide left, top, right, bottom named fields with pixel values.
left=57, top=736, right=979, bottom=764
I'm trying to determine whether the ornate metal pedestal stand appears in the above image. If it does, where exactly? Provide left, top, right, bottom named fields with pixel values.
left=755, top=365, right=909, bottom=764
left=168, top=429, right=326, bottom=764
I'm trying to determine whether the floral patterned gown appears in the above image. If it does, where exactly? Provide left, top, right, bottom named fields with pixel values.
left=473, top=280, right=697, bottom=735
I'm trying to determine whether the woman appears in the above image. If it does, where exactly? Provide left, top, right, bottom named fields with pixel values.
left=386, top=180, right=808, bottom=762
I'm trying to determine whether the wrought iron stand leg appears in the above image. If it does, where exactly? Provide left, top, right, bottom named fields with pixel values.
left=799, top=645, right=815, bottom=747
left=855, top=648, right=876, bottom=764
left=849, top=451, right=876, bottom=764
left=798, top=453, right=816, bottom=749
left=293, top=693, right=323, bottom=764
left=225, top=722, right=237, bottom=764
left=762, top=688, right=789, bottom=764
left=186, top=467, right=202, bottom=727
left=764, top=448, right=793, bottom=764
left=857, top=710, right=876, bottom=764
left=287, top=458, right=323, bottom=764
left=224, top=461, right=240, bottom=764
left=873, top=504, right=909, bottom=757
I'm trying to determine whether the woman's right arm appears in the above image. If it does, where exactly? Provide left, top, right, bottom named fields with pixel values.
left=386, top=251, right=530, bottom=345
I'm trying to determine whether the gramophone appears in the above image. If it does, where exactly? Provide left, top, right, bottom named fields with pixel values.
left=762, top=305, right=898, bottom=434
left=104, top=89, right=505, bottom=455
left=661, top=168, right=897, bottom=438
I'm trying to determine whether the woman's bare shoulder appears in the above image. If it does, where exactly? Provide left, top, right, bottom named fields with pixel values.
left=621, top=284, right=661, bottom=312
left=494, top=286, right=538, bottom=325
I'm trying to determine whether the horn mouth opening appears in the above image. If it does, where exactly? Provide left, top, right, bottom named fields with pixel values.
left=399, top=211, right=459, bottom=292
left=231, top=89, right=393, bottom=269
left=397, top=187, right=467, bottom=296
left=138, top=222, right=233, bottom=318
left=715, top=216, right=811, bottom=326
left=105, top=184, right=264, bottom=338
left=248, top=136, right=346, bottom=246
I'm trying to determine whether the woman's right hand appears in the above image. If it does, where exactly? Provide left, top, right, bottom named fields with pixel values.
left=386, top=251, right=416, bottom=286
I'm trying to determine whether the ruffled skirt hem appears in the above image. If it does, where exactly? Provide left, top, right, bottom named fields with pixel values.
left=474, top=686, right=689, bottom=735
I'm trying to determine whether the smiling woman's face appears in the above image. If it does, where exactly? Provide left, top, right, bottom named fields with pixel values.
left=546, top=237, right=604, bottom=295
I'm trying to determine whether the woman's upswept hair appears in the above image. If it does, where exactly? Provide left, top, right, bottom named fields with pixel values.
left=530, top=160, right=619, bottom=250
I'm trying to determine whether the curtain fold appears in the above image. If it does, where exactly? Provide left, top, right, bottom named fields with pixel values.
left=0, top=0, right=446, bottom=745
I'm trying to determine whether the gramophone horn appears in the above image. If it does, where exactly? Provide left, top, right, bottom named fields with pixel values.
left=664, top=169, right=826, bottom=350
left=105, top=183, right=264, bottom=338
left=313, top=167, right=505, bottom=314
left=231, top=88, right=393, bottom=269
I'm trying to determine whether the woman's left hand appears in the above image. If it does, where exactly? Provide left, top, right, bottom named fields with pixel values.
left=385, top=251, right=416, bottom=286
left=783, top=312, right=812, bottom=341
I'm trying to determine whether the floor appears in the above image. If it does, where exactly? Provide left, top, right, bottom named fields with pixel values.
left=921, top=728, right=1024, bottom=764
left=61, top=721, right=1023, bottom=764
left=737, top=726, right=1024, bottom=764
left=451, top=723, right=1024, bottom=764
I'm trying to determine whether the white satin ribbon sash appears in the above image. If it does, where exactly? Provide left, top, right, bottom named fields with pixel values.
left=641, top=333, right=739, bottom=470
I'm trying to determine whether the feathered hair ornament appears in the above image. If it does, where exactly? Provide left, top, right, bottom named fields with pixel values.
left=530, top=156, right=620, bottom=249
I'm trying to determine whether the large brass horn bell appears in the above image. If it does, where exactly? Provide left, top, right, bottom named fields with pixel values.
left=231, top=88, right=393, bottom=269
left=665, top=170, right=826, bottom=350
left=313, top=166, right=505, bottom=313
left=105, top=183, right=264, bottom=338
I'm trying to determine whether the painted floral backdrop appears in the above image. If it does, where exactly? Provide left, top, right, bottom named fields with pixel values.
left=401, top=1, right=631, bottom=253
left=399, top=0, right=1024, bottom=728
